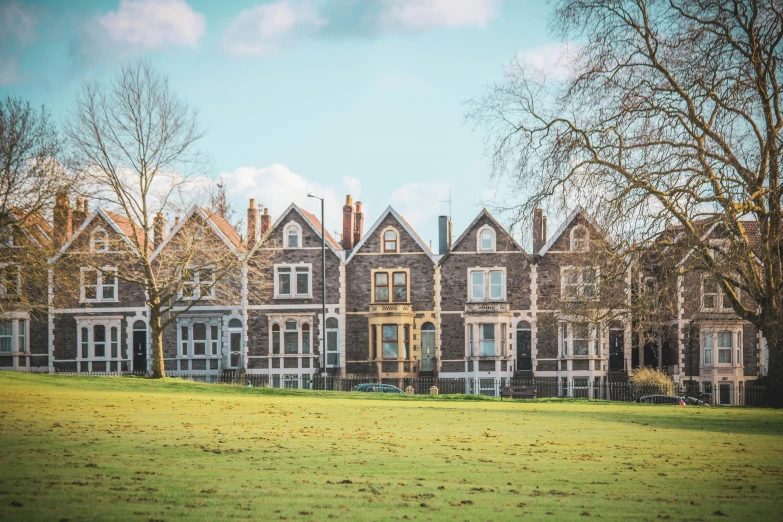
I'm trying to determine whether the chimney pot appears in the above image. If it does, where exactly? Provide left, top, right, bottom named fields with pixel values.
left=153, top=211, right=167, bottom=249
left=342, top=195, right=355, bottom=250
left=353, top=201, right=364, bottom=246
left=247, top=199, right=259, bottom=248
left=260, top=207, right=271, bottom=234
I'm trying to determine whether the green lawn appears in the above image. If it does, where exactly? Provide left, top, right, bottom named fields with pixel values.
left=1, top=373, right=781, bottom=521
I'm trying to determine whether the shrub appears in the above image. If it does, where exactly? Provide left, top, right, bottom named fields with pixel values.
left=630, top=367, right=675, bottom=396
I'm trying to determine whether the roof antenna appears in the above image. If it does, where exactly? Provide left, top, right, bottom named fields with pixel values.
left=437, top=189, right=452, bottom=220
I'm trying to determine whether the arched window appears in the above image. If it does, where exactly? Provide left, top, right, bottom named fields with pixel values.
left=302, top=323, right=310, bottom=354
left=272, top=323, right=281, bottom=354
left=228, top=318, right=242, bottom=368
left=382, top=229, right=398, bottom=253
left=90, top=228, right=108, bottom=252
left=194, top=224, right=205, bottom=241
left=477, top=225, right=496, bottom=252
left=570, top=226, right=588, bottom=251
left=284, top=222, right=302, bottom=248
left=326, top=318, right=339, bottom=367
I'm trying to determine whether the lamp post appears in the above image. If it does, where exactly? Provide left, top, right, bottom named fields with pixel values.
left=307, top=193, right=327, bottom=376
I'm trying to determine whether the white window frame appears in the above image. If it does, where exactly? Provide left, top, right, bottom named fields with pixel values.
left=560, top=321, right=600, bottom=358
left=269, top=317, right=313, bottom=356
left=76, top=317, right=122, bottom=360
left=180, top=266, right=216, bottom=301
left=90, top=227, right=109, bottom=253
left=325, top=317, right=339, bottom=367
left=700, top=275, right=736, bottom=312
left=227, top=318, right=243, bottom=369
left=283, top=222, right=303, bottom=249
left=479, top=323, right=496, bottom=357
left=380, top=227, right=400, bottom=254
left=468, top=267, right=506, bottom=302
left=274, top=263, right=313, bottom=299
left=0, top=263, right=21, bottom=297
left=701, top=327, right=742, bottom=367
left=561, top=266, right=599, bottom=300
left=476, top=225, right=496, bottom=252
left=177, top=317, right=222, bottom=358
left=80, top=266, right=119, bottom=303
left=570, top=225, right=589, bottom=251
left=0, top=317, right=27, bottom=354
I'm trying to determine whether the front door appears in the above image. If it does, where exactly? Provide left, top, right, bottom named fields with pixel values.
left=609, top=330, right=624, bottom=372
left=421, top=323, right=436, bottom=372
left=517, top=328, right=532, bottom=371
left=719, top=383, right=732, bottom=405
left=133, top=328, right=147, bottom=372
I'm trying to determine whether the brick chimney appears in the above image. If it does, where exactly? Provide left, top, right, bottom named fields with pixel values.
left=153, top=211, right=167, bottom=249
left=71, top=198, right=89, bottom=231
left=247, top=199, right=259, bottom=247
left=353, top=201, right=364, bottom=246
left=438, top=215, right=452, bottom=255
left=260, top=207, right=271, bottom=235
left=533, top=208, right=547, bottom=253
left=53, top=191, right=72, bottom=249
left=342, top=195, right=355, bottom=250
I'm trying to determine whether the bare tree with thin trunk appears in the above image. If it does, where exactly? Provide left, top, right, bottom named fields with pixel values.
left=468, top=0, right=783, bottom=404
left=65, top=60, right=267, bottom=378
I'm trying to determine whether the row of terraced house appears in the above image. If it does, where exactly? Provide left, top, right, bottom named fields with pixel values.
left=0, top=194, right=771, bottom=404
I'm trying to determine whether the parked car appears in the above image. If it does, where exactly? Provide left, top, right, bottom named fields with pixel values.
left=683, top=396, right=710, bottom=406
left=638, top=395, right=686, bottom=405
left=353, top=383, right=405, bottom=394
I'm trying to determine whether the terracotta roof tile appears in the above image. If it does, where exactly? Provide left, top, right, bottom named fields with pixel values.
left=203, top=210, right=243, bottom=249
left=103, top=210, right=149, bottom=252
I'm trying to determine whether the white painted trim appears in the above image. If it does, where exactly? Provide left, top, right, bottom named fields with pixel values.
left=345, top=206, right=437, bottom=264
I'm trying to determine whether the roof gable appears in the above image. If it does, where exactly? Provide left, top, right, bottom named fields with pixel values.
left=253, top=203, right=343, bottom=259
left=346, top=206, right=437, bottom=264
left=449, top=208, right=524, bottom=255
left=538, top=206, right=603, bottom=256
left=151, top=206, right=243, bottom=260
left=50, top=208, right=144, bottom=262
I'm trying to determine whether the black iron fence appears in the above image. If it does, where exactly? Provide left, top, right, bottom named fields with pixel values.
left=8, top=368, right=767, bottom=406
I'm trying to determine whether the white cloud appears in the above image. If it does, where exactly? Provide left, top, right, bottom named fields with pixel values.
left=98, top=0, right=206, bottom=49
left=389, top=181, right=450, bottom=234
left=0, top=1, right=36, bottom=85
left=516, top=42, right=581, bottom=82
left=221, top=1, right=326, bottom=57
left=379, top=0, right=501, bottom=31
left=218, top=164, right=361, bottom=238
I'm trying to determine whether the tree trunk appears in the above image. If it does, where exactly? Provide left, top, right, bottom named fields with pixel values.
left=763, top=317, right=783, bottom=408
left=150, top=308, right=165, bottom=379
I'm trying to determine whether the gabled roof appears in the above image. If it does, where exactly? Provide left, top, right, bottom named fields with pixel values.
left=6, top=207, right=53, bottom=248
left=448, top=208, right=524, bottom=255
left=345, top=206, right=437, bottom=264
left=538, top=206, right=602, bottom=256
left=255, top=203, right=343, bottom=259
left=151, top=206, right=244, bottom=259
left=50, top=208, right=146, bottom=262
left=674, top=219, right=763, bottom=267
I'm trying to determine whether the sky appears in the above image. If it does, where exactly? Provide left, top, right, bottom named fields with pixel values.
left=0, top=0, right=562, bottom=249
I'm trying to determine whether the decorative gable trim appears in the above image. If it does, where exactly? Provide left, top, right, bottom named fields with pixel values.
left=449, top=208, right=524, bottom=256
left=151, top=206, right=242, bottom=260
left=346, top=206, right=437, bottom=264
left=254, top=203, right=343, bottom=260
left=49, top=208, right=139, bottom=263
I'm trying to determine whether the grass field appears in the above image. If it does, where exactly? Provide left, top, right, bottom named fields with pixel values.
left=1, top=373, right=782, bottom=521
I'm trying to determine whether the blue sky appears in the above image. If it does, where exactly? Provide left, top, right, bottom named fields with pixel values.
left=0, top=0, right=561, bottom=248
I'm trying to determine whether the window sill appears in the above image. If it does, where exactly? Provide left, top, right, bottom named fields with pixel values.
left=274, top=295, right=313, bottom=300
left=79, top=299, right=120, bottom=304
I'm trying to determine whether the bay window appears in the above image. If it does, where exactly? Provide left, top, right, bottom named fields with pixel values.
left=270, top=318, right=313, bottom=356
left=382, top=325, right=398, bottom=358
left=702, top=328, right=742, bottom=367
left=178, top=318, right=221, bottom=357
left=76, top=318, right=121, bottom=361
left=480, top=324, right=495, bottom=357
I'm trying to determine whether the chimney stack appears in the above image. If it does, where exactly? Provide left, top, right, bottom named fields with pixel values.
left=353, top=201, right=364, bottom=246
left=260, top=207, right=271, bottom=234
left=71, top=198, right=88, bottom=231
left=153, top=212, right=167, bottom=249
left=533, top=208, right=547, bottom=253
left=53, top=191, right=72, bottom=249
left=247, top=199, right=259, bottom=247
left=438, top=215, right=452, bottom=255
left=342, top=195, right=355, bottom=250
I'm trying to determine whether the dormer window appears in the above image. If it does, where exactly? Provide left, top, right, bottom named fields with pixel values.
left=284, top=222, right=302, bottom=248
left=90, top=228, right=108, bottom=253
left=570, top=226, right=588, bottom=251
left=382, top=229, right=398, bottom=253
left=477, top=225, right=496, bottom=252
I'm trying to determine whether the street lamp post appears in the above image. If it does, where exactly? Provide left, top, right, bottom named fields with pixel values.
left=307, top=193, right=327, bottom=376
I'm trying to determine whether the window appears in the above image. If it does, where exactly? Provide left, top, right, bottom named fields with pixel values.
left=284, top=222, right=302, bottom=248
left=561, top=267, right=598, bottom=300
left=90, top=228, right=109, bottom=252
left=271, top=318, right=312, bottom=355
left=228, top=318, right=242, bottom=368
left=275, top=264, right=312, bottom=298
left=480, top=324, right=495, bottom=357
left=703, top=332, right=713, bottom=365
left=76, top=319, right=121, bottom=360
left=80, top=267, right=118, bottom=302
left=403, top=324, right=410, bottom=359
left=302, top=323, right=310, bottom=354
left=0, top=227, right=12, bottom=247
left=717, top=332, right=732, bottom=364
left=593, top=325, right=601, bottom=356
left=477, top=226, right=496, bottom=252
left=178, top=319, right=221, bottom=357
left=180, top=266, right=215, bottom=300
left=562, top=324, right=568, bottom=356
left=383, top=229, right=398, bottom=253
left=326, top=318, right=339, bottom=367
left=561, top=322, right=598, bottom=357
left=570, top=226, right=588, bottom=251
left=18, top=319, right=25, bottom=354
left=573, top=323, right=589, bottom=356
left=382, top=325, right=398, bottom=358
left=375, top=272, right=389, bottom=302
left=701, top=276, right=736, bottom=311
left=702, top=329, right=741, bottom=367
left=272, top=324, right=280, bottom=354
left=284, top=320, right=298, bottom=354
left=0, top=264, right=20, bottom=297
left=469, top=269, right=505, bottom=301
left=392, top=272, right=407, bottom=302
left=0, top=321, right=11, bottom=353
left=468, top=324, right=475, bottom=358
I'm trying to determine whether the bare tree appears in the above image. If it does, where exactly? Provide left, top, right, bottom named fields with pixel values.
left=0, top=97, right=73, bottom=316
left=468, top=1, right=783, bottom=403
left=208, top=180, right=235, bottom=222
left=65, top=61, right=266, bottom=378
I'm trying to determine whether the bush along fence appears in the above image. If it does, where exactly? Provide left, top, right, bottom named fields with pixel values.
left=4, top=367, right=767, bottom=406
